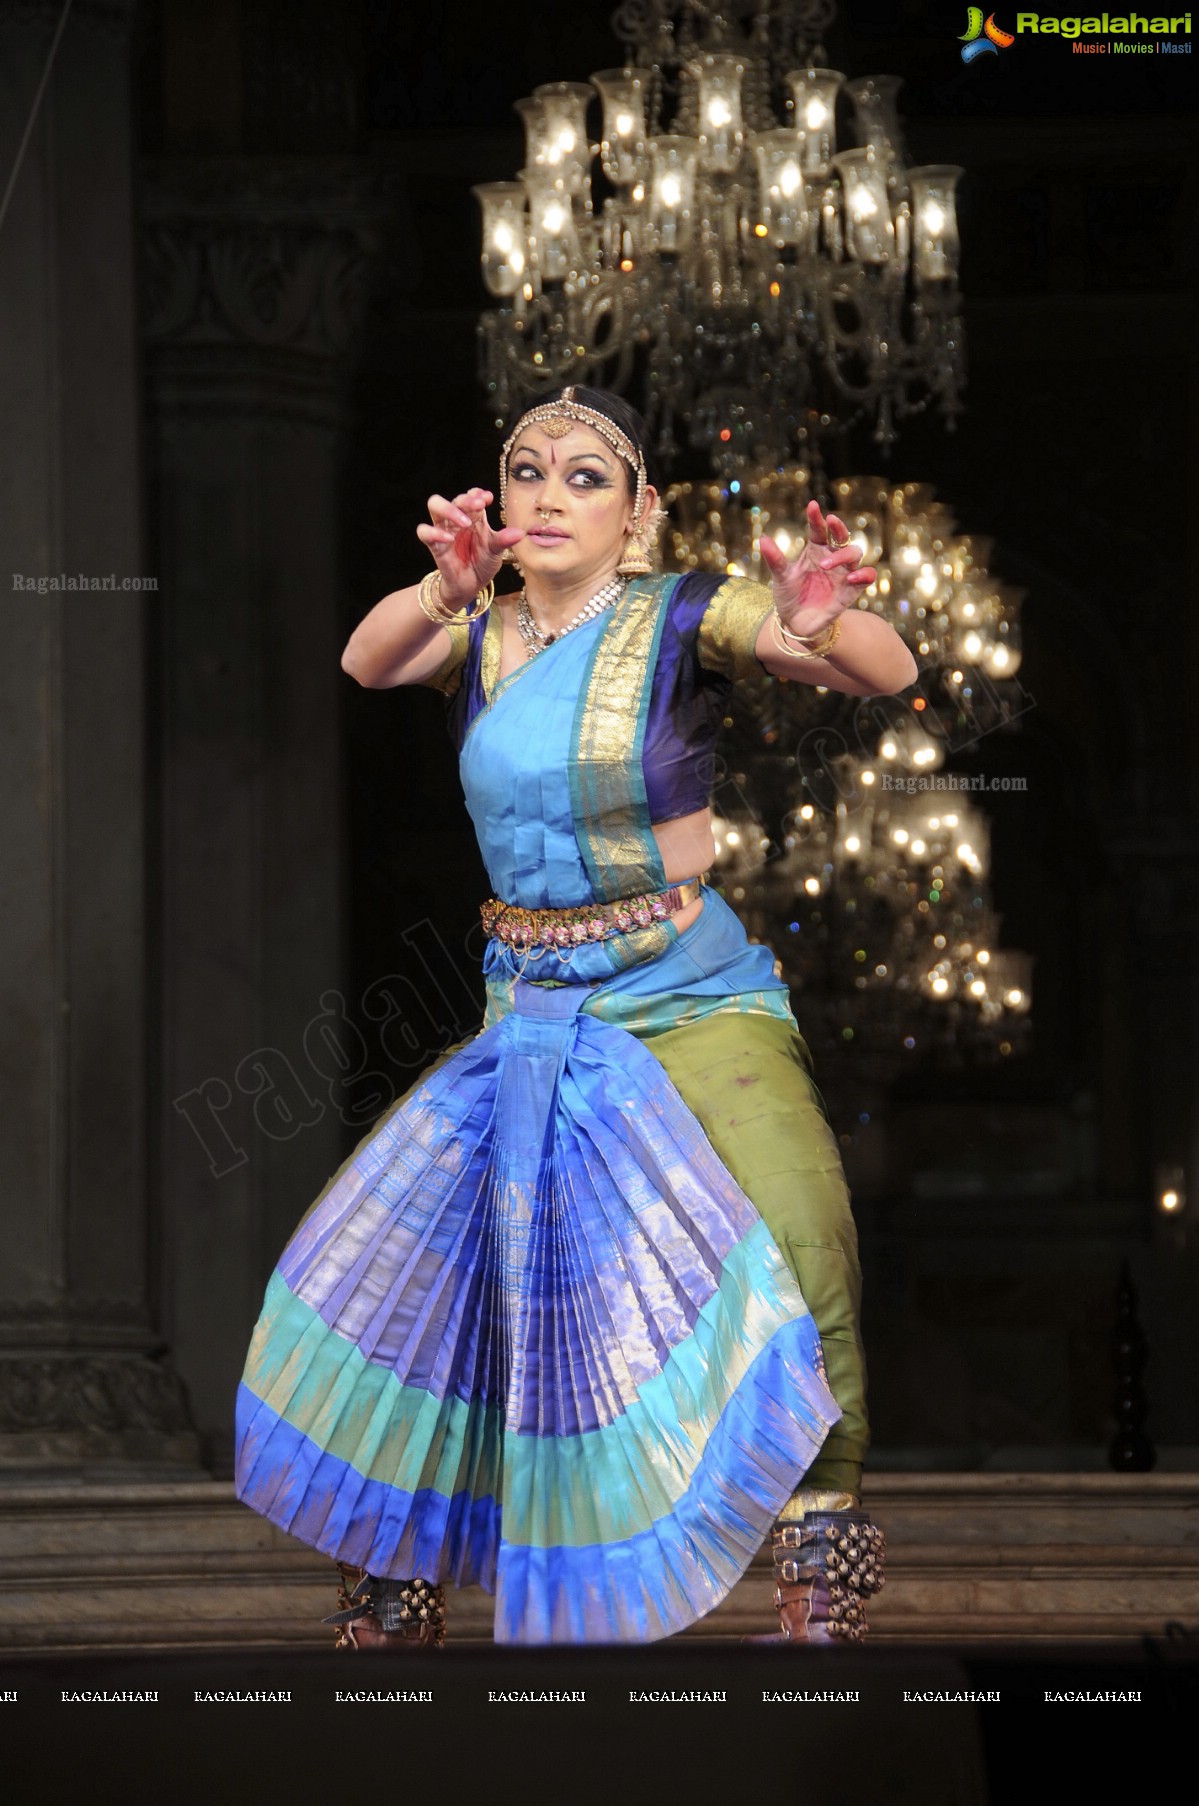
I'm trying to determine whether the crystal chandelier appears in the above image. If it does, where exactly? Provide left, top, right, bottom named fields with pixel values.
left=663, top=465, right=1027, bottom=743
left=474, top=1, right=966, bottom=467
left=712, top=764, right=1034, bottom=1088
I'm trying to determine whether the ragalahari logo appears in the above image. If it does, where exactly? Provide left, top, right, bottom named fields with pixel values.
left=959, top=8, right=1016, bottom=59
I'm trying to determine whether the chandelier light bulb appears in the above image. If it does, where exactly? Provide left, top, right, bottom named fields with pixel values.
left=591, top=68, right=650, bottom=188
left=521, top=169, right=582, bottom=283
left=647, top=136, right=699, bottom=253
left=473, top=181, right=530, bottom=297
left=692, top=52, right=746, bottom=173
left=908, top=166, right=964, bottom=285
left=752, top=130, right=810, bottom=247
left=832, top=150, right=894, bottom=264
left=786, top=69, right=844, bottom=176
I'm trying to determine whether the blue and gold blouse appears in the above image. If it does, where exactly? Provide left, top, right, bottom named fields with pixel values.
left=423, top=573, right=776, bottom=828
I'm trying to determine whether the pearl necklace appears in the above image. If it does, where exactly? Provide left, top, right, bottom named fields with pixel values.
left=516, top=577, right=626, bottom=657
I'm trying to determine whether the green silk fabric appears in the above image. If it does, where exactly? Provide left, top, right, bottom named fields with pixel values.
left=637, top=1008, right=867, bottom=1495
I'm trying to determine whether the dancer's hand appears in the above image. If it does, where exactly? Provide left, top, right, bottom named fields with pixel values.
left=416, top=487, right=523, bottom=609
left=760, top=499, right=877, bottom=641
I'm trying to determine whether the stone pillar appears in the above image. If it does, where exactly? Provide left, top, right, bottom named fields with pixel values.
left=0, top=0, right=198, bottom=1467
left=141, top=159, right=379, bottom=1468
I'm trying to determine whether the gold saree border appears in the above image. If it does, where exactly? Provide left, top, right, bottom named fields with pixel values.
left=568, top=577, right=675, bottom=939
left=480, top=606, right=505, bottom=700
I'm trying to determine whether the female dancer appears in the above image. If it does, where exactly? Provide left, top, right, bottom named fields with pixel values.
left=234, top=386, right=917, bottom=1647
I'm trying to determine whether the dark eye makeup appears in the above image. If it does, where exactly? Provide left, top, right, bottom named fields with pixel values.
left=511, top=461, right=610, bottom=489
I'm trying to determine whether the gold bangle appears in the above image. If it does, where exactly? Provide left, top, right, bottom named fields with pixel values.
left=776, top=611, right=840, bottom=653
left=417, top=571, right=495, bottom=623
left=770, top=612, right=842, bottom=661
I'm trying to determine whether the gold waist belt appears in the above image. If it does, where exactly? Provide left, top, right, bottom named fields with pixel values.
left=481, top=874, right=709, bottom=951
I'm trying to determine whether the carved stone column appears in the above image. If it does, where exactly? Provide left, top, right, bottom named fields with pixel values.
left=0, top=0, right=198, bottom=1467
left=141, top=159, right=380, bottom=1468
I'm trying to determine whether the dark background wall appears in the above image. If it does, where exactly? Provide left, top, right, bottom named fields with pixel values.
left=3, top=0, right=1192, bottom=1480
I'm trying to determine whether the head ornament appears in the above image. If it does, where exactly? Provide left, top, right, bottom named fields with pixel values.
left=499, top=386, right=648, bottom=528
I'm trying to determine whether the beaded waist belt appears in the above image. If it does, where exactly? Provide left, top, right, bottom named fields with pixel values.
left=481, top=874, right=709, bottom=950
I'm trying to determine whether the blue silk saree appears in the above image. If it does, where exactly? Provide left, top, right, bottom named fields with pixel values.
left=234, top=575, right=843, bottom=1644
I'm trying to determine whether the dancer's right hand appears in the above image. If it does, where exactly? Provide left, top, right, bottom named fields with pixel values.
left=416, top=488, right=524, bottom=609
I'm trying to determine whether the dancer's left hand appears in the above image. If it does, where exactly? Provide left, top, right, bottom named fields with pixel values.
left=761, top=499, right=877, bottom=642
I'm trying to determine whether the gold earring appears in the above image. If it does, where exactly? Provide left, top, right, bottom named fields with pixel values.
left=616, top=503, right=662, bottom=577
left=616, top=532, right=652, bottom=577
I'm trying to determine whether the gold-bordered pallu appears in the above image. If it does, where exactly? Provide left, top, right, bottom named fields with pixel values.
left=480, top=872, right=710, bottom=951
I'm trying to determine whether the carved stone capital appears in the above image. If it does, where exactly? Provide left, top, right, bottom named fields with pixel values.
left=141, top=157, right=389, bottom=357
left=139, top=159, right=395, bottom=423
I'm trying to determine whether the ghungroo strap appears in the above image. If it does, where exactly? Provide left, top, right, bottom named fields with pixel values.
left=772, top=1510, right=887, bottom=1642
left=323, top=1564, right=447, bottom=1649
